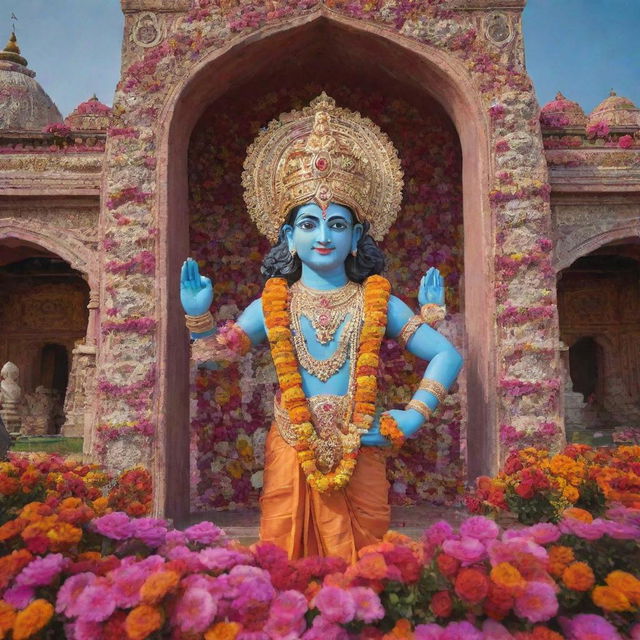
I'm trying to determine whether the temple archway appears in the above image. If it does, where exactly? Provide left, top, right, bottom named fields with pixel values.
left=156, top=14, right=493, bottom=521
left=558, top=239, right=640, bottom=436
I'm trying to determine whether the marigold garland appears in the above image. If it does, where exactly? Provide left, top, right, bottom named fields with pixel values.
left=262, top=275, right=391, bottom=492
left=379, top=413, right=405, bottom=450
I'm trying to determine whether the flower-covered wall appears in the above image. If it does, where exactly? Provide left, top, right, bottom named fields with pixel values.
left=187, top=83, right=464, bottom=510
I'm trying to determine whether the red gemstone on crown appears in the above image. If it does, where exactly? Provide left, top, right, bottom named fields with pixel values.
left=315, top=157, right=328, bottom=171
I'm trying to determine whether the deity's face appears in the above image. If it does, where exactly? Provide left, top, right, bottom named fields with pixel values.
left=283, top=202, right=363, bottom=274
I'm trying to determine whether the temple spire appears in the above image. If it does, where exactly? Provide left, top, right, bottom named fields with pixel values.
left=0, top=31, right=27, bottom=66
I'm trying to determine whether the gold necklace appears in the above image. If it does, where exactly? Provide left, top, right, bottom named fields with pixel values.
left=290, top=281, right=360, bottom=344
left=290, top=282, right=364, bottom=382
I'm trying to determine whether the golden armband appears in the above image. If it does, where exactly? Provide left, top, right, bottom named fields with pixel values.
left=396, top=315, right=422, bottom=349
left=185, top=311, right=214, bottom=334
left=420, top=303, right=446, bottom=329
left=418, top=378, right=448, bottom=405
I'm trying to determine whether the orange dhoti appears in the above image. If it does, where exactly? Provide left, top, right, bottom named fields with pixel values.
left=259, top=424, right=390, bottom=564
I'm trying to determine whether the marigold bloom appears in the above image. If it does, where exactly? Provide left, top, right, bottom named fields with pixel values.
left=547, top=545, right=574, bottom=577
left=0, top=600, right=16, bottom=636
left=356, top=553, right=388, bottom=580
left=125, top=604, right=164, bottom=640
left=454, top=567, right=489, bottom=604
left=204, top=621, right=242, bottom=640
left=605, top=571, right=640, bottom=606
left=562, top=507, right=592, bottom=523
left=491, top=562, right=526, bottom=596
left=562, top=562, right=595, bottom=592
left=12, top=598, right=54, bottom=640
left=140, top=570, right=180, bottom=605
left=592, top=585, right=633, bottom=612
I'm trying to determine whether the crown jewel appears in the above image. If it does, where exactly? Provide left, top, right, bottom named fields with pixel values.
left=242, top=93, right=403, bottom=244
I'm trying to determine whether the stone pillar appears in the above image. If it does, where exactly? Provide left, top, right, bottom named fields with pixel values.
left=61, top=342, right=97, bottom=438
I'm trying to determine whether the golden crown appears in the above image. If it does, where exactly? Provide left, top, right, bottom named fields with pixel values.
left=242, top=93, right=404, bottom=244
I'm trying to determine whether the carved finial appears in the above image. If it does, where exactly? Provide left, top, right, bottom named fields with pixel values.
left=0, top=30, right=27, bottom=66
left=610, top=89, right=616, bottom=97
left=555, top=92, right=566, bottom=101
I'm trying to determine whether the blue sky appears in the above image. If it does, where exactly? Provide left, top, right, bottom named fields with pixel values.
left=1, top=0, right=638, bottom=118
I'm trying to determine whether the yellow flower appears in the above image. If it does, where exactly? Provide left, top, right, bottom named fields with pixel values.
left=592, top=585, right=633, bottom=612
left=606, top=571, right=640, bottom=606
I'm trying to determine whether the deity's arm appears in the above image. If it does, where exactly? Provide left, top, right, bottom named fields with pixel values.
left=384, top=294, right=463, bottom=436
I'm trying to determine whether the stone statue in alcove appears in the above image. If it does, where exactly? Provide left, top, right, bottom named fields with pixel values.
left=0, top=361, right=22, bottom=433
left=179, top=94, right=463, bottom=562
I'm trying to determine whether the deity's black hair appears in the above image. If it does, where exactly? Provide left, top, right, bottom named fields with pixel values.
left=260, top=206, right=386, bottom=284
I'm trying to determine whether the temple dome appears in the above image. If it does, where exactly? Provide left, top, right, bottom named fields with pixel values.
left=0, top=32, right=62, bottom=131
left=588, top=90, right=640, bottom=129
left=540, top=92, right=587, bottom=128
left=65, top=94, right=112, bottom=131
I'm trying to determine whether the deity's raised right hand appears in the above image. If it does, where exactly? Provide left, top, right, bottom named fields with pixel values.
left=180, top=258, right=214, bottom=316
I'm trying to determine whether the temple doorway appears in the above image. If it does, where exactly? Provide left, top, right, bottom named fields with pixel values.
left=558, top=240, right=640, bottom=436
left=183, top=40, right=465, bottom=516
left=0, top=241, right=89, bottom=436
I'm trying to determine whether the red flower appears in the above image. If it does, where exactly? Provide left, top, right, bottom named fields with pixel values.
left=430, top=590, right=453, bottom=618
left=454, top=568, right=490, bottom=604
left=436, top=553, right=460, bottom=580
left=484, top=582, right=514, bottom=620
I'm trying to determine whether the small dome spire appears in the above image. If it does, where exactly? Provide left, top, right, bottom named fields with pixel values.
left=540, top=92, right=587, bottom=129
left=0, top=31, right=27, bottom=67
left=588, top=90, right=640, bottom=129
left=65, top=94, right=112, bottom=130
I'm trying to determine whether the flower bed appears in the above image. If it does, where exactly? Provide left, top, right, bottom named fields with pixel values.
left=1, top=454, right=640, bottom=639
left=466, top=445, right=640, bottom=525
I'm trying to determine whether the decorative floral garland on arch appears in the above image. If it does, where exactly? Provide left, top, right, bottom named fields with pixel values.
left=262, top=274, right=391, bottom=492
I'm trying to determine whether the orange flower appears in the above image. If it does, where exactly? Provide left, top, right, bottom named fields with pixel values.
left=530, top=626, right=564, bottom=640
left=548, top=545, right=574, bottom=577
left=383, top=618, right=413, bottom=640
left=12, top=599, right=54, bottom=640
left=562, top=507, right=592, bottom=523
left=0, top=475, right=19, bottom=495
left=0, top=600, right=16, bottom=636
left=355, top=552, right=388, bottom=580
left=0, top=518, right=27, bottom=542
left=92, top=496, right=109, bottom=515
left=46, top=522, right=83, bottom=551
left=125, top=605, right=164, bottom=640
left=455, top=567, right=490, bottom=604
left=140, top=570, right=180, bottom=605
left=491, top=562, right=526, bottom=596
left=204, top=621, right=242, bottom=640
left=562, top=562, right=594, bottom=592
left=592, top=585, right=633, bottom=612
left=605, top=571, right=640, bottom=606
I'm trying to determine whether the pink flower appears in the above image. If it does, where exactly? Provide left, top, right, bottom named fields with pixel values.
left=3, top=584, right=35, bottom=608
left=263, top=614, right=306, bottom=640
left=488, top=537, right=547, bottom=567
left=618, top=134, right=634, bottom=149
left=92, top=512, right=132, bottom=540
left=167, top=545, right=203, bottom=572
left=598, top=519, right=640, bottom=539
left=349, top=587, right=384, bottom=623
left=559, top=517, right=605, bottom=540
left=482, top=619, right=515, bottom=639
left=302, top=614, right=349, bottom=640
left=424, top=521, right=455, bottom=546
left=441, top=621, right=482, bottom=640
left=16, top=553, right=66, bottom=587
left=130, top=517, right=167, bottom=547
left=56, top=573, right=96, bottom=617
left=559, top=614, right=623, bottom=640
left=513, top=581, right=558, bottom=623
left=184, top=520, right=224, bottom=545
left=460, top=516, right=499, bottom=541
left=630, top=623, right=640, bottom=640
left=109, top=564, right=149, bottom=608
left=75, top=583, right=116, bottom=622
left=175, top=587, right=217, bottom=633
left=74, top=619, right=103, bottom=640
left=313, top=586, right=356, bottom=624
left=199, top=547, right=248, bottom=571
left=442, top=537, right=486, bottom=565
left=237, top=634, right=269, bottom=640
left=415, top=624, right=445, bottom=640
left=527, top=523, right=561, bottom=544
left=269, top=589, right=308, bottom=622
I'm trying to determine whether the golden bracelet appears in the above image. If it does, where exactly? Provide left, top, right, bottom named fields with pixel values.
left=418, top=379, right=448, bottom=405
left=397, top=315, right=422, bottom=349
left=406, top=399, right=432, bottom=421
left=420, top=303, right=446, bottom=328
left=185, top=311, right=214, bottom=334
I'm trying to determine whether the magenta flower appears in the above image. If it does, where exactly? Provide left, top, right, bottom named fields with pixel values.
left=424, top=520, right=455, bottom=546
left=56, top=572, right=96, bottom=617
left=238, top=633, right=270, bottom=640
left=313, top=586, right=356, bottom=624
left=514, top=581, right=558, bottom=623
left=263, top=614, right=306, bottom=640
left=441, top=621, right=483, bottom=640
left=630, top=623, right=640, bottom=640
left=481, top=619, right=515, bottom=639
left=415, top=624, right=445, bottom=640
left=460, top=516, right=499, bottom=541
left=184, top=520, right=224, bottom=545
left=349, top=586, right=384, bottom=623
left=130, top=517, right=168, bottom=547
left=199, top=547, right=248, bottom=571
left=175, top=587, right=217, bottom=633
left=75, top=583, right=116, bottom=622
left=16, top=553, right=66, bottom=587
left=559, top=614, right=623, bottom=640
left=598, top=519, right=640, bottom=539
left=167, top=545, right=204, bottom=572
left=302, top=614, right=349, bottom=640
left=268, top=589, right=308, bottom=622
left=163, top=529, right=187, bottom=548
left=488, top=537, right=547, bottom=567
left=527, top=523, right=561, bottom=544
left=442, top=537, right=486, bottom=565
left=92, top=511, right=133, bottom=540
left=109, top=563, right=150, bottom=608
left=559, top=517, right=605, bottom=540
left=3, top=584, right=35, bottom=608
left=73, top=619, right=104, bottom=640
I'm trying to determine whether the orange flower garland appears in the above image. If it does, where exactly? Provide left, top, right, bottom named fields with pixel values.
left=379, top=413, right=405, bottom=450
left=263, top=275, right=390, bottom=492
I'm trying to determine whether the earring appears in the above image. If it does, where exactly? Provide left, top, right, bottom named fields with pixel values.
left=351, top=249, right=358, bottom=257
left=289, top=248, right=297, bottom=258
